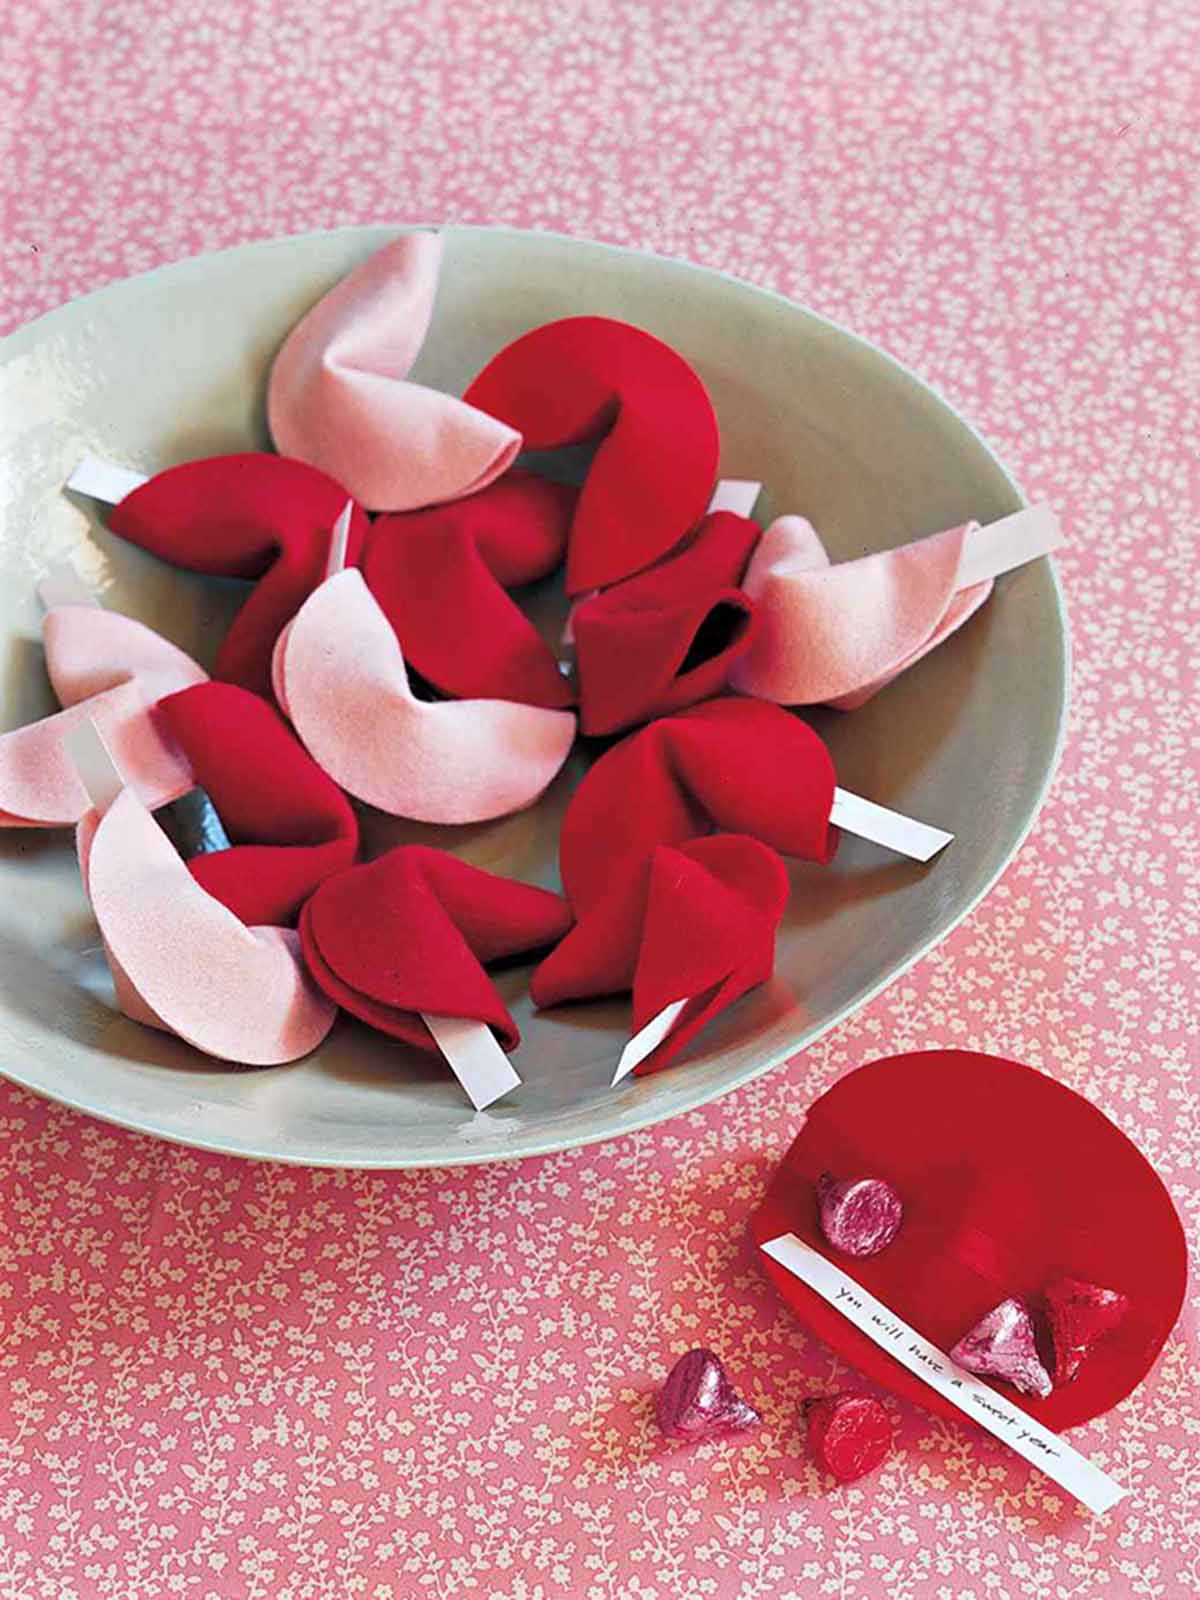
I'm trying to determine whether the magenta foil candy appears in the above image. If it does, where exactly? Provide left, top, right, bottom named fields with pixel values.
left=950, top=1298, right=1053, bottom=1398
left=656, top=1348, right=761, bottom=1439
left=817, top=1172, right=904, bottom=1257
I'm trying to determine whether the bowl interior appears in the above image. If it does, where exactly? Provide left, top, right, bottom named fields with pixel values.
left=0, top=225, right=1066, bottom=1166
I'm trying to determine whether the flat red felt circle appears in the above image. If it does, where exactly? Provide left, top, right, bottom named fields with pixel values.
left=751, top=1050, right=1188, bottom=1431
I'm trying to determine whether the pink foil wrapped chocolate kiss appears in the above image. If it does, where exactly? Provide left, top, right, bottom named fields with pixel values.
left=268, top=231, right=521, bottom=511
left=816, top=1173, right=904, bottom=1258
left=656, top=1349, right=761, bottom=1440
left=804, top=1393, right=892, bottom=1483
left=950, top=1298, right=1053, bottom=1398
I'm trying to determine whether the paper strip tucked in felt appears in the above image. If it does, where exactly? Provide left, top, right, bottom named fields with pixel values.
left=707, top=479, right=761, bottom=518
left=423, top=1013, right=522, bottom=1110
left=63, top=718, right=125, bottom=815
left=67, top=455, right=148, bottom=503
left=274, top=567, right=575, bottom=825
left=760, top=1233, right=1126, bottom=1515
left=956, top=504, right=1063, bottom=589
left=612, top=998, right=689, bottom=1085
left=829, top=787, right=953, bottom=862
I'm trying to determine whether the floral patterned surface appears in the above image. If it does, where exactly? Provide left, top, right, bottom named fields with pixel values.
left=2, top=1, right=1198, bottom=1595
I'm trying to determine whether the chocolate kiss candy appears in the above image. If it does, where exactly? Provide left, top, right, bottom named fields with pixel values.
left=1045, top=1275, right=1130, bottom=1385
left=804, top=1393, right=891, bottom=1483
left=656, top=1349, right=761, bottom=1439
left=817, top=1173, right=903, bottom=1257
left=950, top=1298, right=1053, bottom=1398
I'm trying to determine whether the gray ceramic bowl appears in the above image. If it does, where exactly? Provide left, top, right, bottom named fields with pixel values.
left=0, top=225, right=1068, bottom=1167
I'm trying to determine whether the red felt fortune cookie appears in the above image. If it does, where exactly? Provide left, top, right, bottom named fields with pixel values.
left=465, top=316, right=720, bottom=595
left=107, top=454, right=369, bottom=700
left=156, top=682, right=359, bottom=927
left=752, top=1051, right=1187, bottom=1431
left=1045, top=1276, right=1130, bottom=1386
left=364, top=469, right=577, bottom=709
left=656, top=1349, right=761, bottom=1439
left=559, top=697, right=837, bottom=918
left=804, top=1393, right=892, bottom=1483
left=532, top=834, right=790, bottom=1076
left=571, top=510, right=760, bottom=735
left=300, top=846, right=572, bottom=1054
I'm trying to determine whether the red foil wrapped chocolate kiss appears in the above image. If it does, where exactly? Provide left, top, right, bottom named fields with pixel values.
left=752, top=1051, right=1187, bottom=1432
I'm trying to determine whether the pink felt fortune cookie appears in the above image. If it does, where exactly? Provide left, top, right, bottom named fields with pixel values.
left=531, top=833, right=790, bottom=1077
left=71, top=725, right=335, bottom=1065
left=732, top=504, right=1061, bottom=709
left=272, top=542, right=576, bottom=824
left=464, top=316, right=720, bottom=595
left=571, top=509, right=761, bottom=735
left=0, top=597, right=206, bottom=828
left=268, top=231, right=521, bottom=512
left=300, top=846, right=572, bottom=1054
left=156, top=682, right=359, bottom=927
left=107, top=454, right=370, bottom=700
left=363, top=469, right=577, bottom=710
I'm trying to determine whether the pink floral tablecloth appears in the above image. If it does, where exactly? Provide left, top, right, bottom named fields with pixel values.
left=2, top=2, right=1197, bottom=1595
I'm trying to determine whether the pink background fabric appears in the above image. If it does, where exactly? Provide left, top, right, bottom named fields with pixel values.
left=2, top=1, right=1197, bottom=1594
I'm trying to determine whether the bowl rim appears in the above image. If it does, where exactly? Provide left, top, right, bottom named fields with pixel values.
left=0, top=221, right=1071, bottom=1168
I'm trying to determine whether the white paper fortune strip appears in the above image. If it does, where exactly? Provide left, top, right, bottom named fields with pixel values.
left=829, top=787, right=953, bottom=863
left=422, top=1013, right=522, bottom=1112
left=63, top=718, right=125, bottom=816
left=956, top=503, right=1062, bottom=589
left=759, top=1232, right=1127, bottom=1515
left=707, top=478, right=762, bottom=518
left=67, top=455, right=148, bottom=504
left=611, top=997, right=689, bottom=1086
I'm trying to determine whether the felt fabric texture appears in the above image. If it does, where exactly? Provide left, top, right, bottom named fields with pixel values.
left=268, top=232, right=521, bottom=511
left=559, top=697, right=838, bottom=917
left=751, top=1050, right=1189, bottom=1431
left=300, top=846, right=573, bottom=1053
left=732, top=515, right=994, bottom=709
left=0, top=605, right=207, bottom=827
left=364, top=469, right=577, bottom=709
left=464, top=316, right=720, bottom=595
left=76, top=787, right=337, bottom=1065
left=156, top=682, right=359, bottom=926
left=572, top=509, right=760, bottom=734
left=107, top=453, right=369, bottom=700
left=531, top=834, right=789, bottom=1075
left=273, top=567, right=576, bottom=824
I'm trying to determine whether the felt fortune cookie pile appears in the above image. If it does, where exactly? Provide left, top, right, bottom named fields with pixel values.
left=7, top=230, right=1064, bottom=1110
